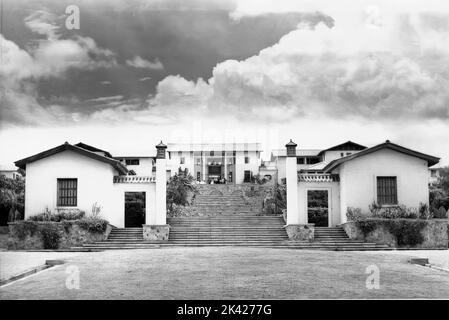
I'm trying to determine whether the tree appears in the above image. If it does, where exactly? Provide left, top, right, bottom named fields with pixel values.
left=166, top=168, right=196, bottom=212
left=0, top=175, right=25, bottom=224
left=438, top=166, right=449, bottom=194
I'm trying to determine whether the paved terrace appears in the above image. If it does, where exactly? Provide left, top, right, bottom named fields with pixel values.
left=1, top=248, right=448, bottom=299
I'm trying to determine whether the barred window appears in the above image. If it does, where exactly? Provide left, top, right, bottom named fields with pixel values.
left=57, top=179, right=77, bottom=207
left=377, top=176, right=397, bottom=205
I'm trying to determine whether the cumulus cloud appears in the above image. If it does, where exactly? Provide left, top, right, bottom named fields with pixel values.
left=126, top=56, right=164, bottom=70
left=0, top=11, right=117, bottom=126
left=143, top=2, right=449, bottom=122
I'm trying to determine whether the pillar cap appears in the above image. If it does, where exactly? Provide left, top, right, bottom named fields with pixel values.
left=156, top=141, right=167, bottom=149
left=285, top=139, right=297, bottom=148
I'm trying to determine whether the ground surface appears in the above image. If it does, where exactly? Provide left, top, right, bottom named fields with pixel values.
left=0, top=234, right=8, bottom=250
left=1, top=248, right=448, bottom=299
left=0, top=251, right=87, bottom=281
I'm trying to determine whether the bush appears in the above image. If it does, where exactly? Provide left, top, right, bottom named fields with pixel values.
left=40, top=223, right=61, bottom=249
left=433, top=206, right=448, bottom=219
left=77, top=217, right=108, bottom=233
left=56, top=209, right=85, bottom=221
left=384, top=220, right=426, bottom=246
left=368, top=202, right=418, bottom=219
left=355, top=220, right=426, bottom=246
left=28, top=208, right=85, bottom=222
left=346, top=207, right=363, bottom=221
left=167, top=168, right=196, bottom=211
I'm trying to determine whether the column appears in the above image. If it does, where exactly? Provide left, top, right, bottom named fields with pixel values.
left=202, top=151, right=206, bottom=182
left=143, top=141, right=169, bottom=241
left=285, top=140, right=300, bottom=225
left=285, top=139, right=313, bottom=241
left=224, top=152, right=227, bottom=183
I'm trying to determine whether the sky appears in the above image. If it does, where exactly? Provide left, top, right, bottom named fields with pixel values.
left=1, top=0, right=449, bottom=168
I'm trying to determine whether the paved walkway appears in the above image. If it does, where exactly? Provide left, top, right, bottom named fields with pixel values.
left=1, top=248, right=448, bottom=299
left=364, top=250, right=449, bottom=269
left=0, top=252, right=88, bottom=281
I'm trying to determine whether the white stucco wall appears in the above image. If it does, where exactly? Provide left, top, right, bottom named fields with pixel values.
left=24, top=150, right=158, bottom=228
left=124, top=158, right=154, bottom=176
left=337, top=149, right=430, bottom=223
left=25, top=150, right=118, bottom=221
left=322, top=150, right=361, bottom=162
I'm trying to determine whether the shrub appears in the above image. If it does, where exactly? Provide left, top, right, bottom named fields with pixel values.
left=77, top=217, right=108, bottom=233
left=28, top=208, right=85, bottom=222
left=433, top=206, right=448, bottom=219
left=40, top=223, right=61, bottom=249
left=56, top=209, right=85, bottom=221
left=355, top=220, right=378, bottom=236
left=346, top=207, right=363, bottom=221
left=167, top=169, right=196, bottom=211
left=368, top=202, right=418, bottom=219
left=384, top=220, right=426, bottom=246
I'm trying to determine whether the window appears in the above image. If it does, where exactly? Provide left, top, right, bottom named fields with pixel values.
left=125, top=159, right=139, bottom=166
left=377, top=176, right=398, bottom=205
left=245, top=157, right=250, bottom=164
left=180, top=157, right=185, bottom=164
left=296, top=157, right=305, bottom=164
left=57, top=179, right=77, bottom=207
left=197, top=172, right=201, bottom=181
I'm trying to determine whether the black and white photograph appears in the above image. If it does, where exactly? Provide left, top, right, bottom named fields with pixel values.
left=0, top=0, right=449, bottom=305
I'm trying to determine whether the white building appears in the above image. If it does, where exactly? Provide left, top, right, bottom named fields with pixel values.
left=285, top=140, right=440, bottom=227
left=13, top=139, right=440, bottom=231
left=167, top=143, right=262, bottom=184
left=15, top=142, right=167, bottom=230
left=0, top=167, right=23, bottom=180
left=271, top=141, right=367, bottom=183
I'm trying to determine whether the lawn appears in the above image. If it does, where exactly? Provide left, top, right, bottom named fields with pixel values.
left=1, top=247, right=448, bottom=299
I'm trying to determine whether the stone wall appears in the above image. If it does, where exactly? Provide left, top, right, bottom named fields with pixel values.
left=341, top=219, right=448, bottom=249
left=143, top=224, right=169, bottom=241
left=284, top=224, right=314, bottom=241
left=8, top=221, right=112, bottom=250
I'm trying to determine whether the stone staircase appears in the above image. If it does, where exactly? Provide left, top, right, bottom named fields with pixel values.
left=190, top=192, right=258, bottom=215
left=78, top=217, right=391, bottom=251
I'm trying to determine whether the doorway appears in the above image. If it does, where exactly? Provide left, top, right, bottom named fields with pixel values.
left=124, top=192, right=146, bottom=228
left=307, top=190, right=329, bottom=227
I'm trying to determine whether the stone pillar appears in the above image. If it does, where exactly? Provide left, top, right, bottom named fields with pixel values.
left=284, top=140, right=314, bottom=241
left=143, top=141, right=169, bottom=241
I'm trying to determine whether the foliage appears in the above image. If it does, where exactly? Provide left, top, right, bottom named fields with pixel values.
left=346, top=207, right=364, bottom=221
left=40, top=223, right=61, bottom=249
left=250, top=174, right=271, bottom=185
left=77, top=216, right=108, bottom=233
left=355, top=220, right=426, bottom=246
left=368, top=202, right=418, bottom=219
left=437, top=166, right=449, bottom=194
left=167, top=168, right=196, bottom=212
left=262, top=183, right=286, bottom=215
left=28, top=208, right=85, bottom=222
left=384, top=220, right=426, bottom=246
left=355, top=220, right=378, bottom=236
left=91, top=202, right=102, bottom=217
left=0, top=175, right=25, bottom=223
left=429, top=186, right=449, bottom=216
